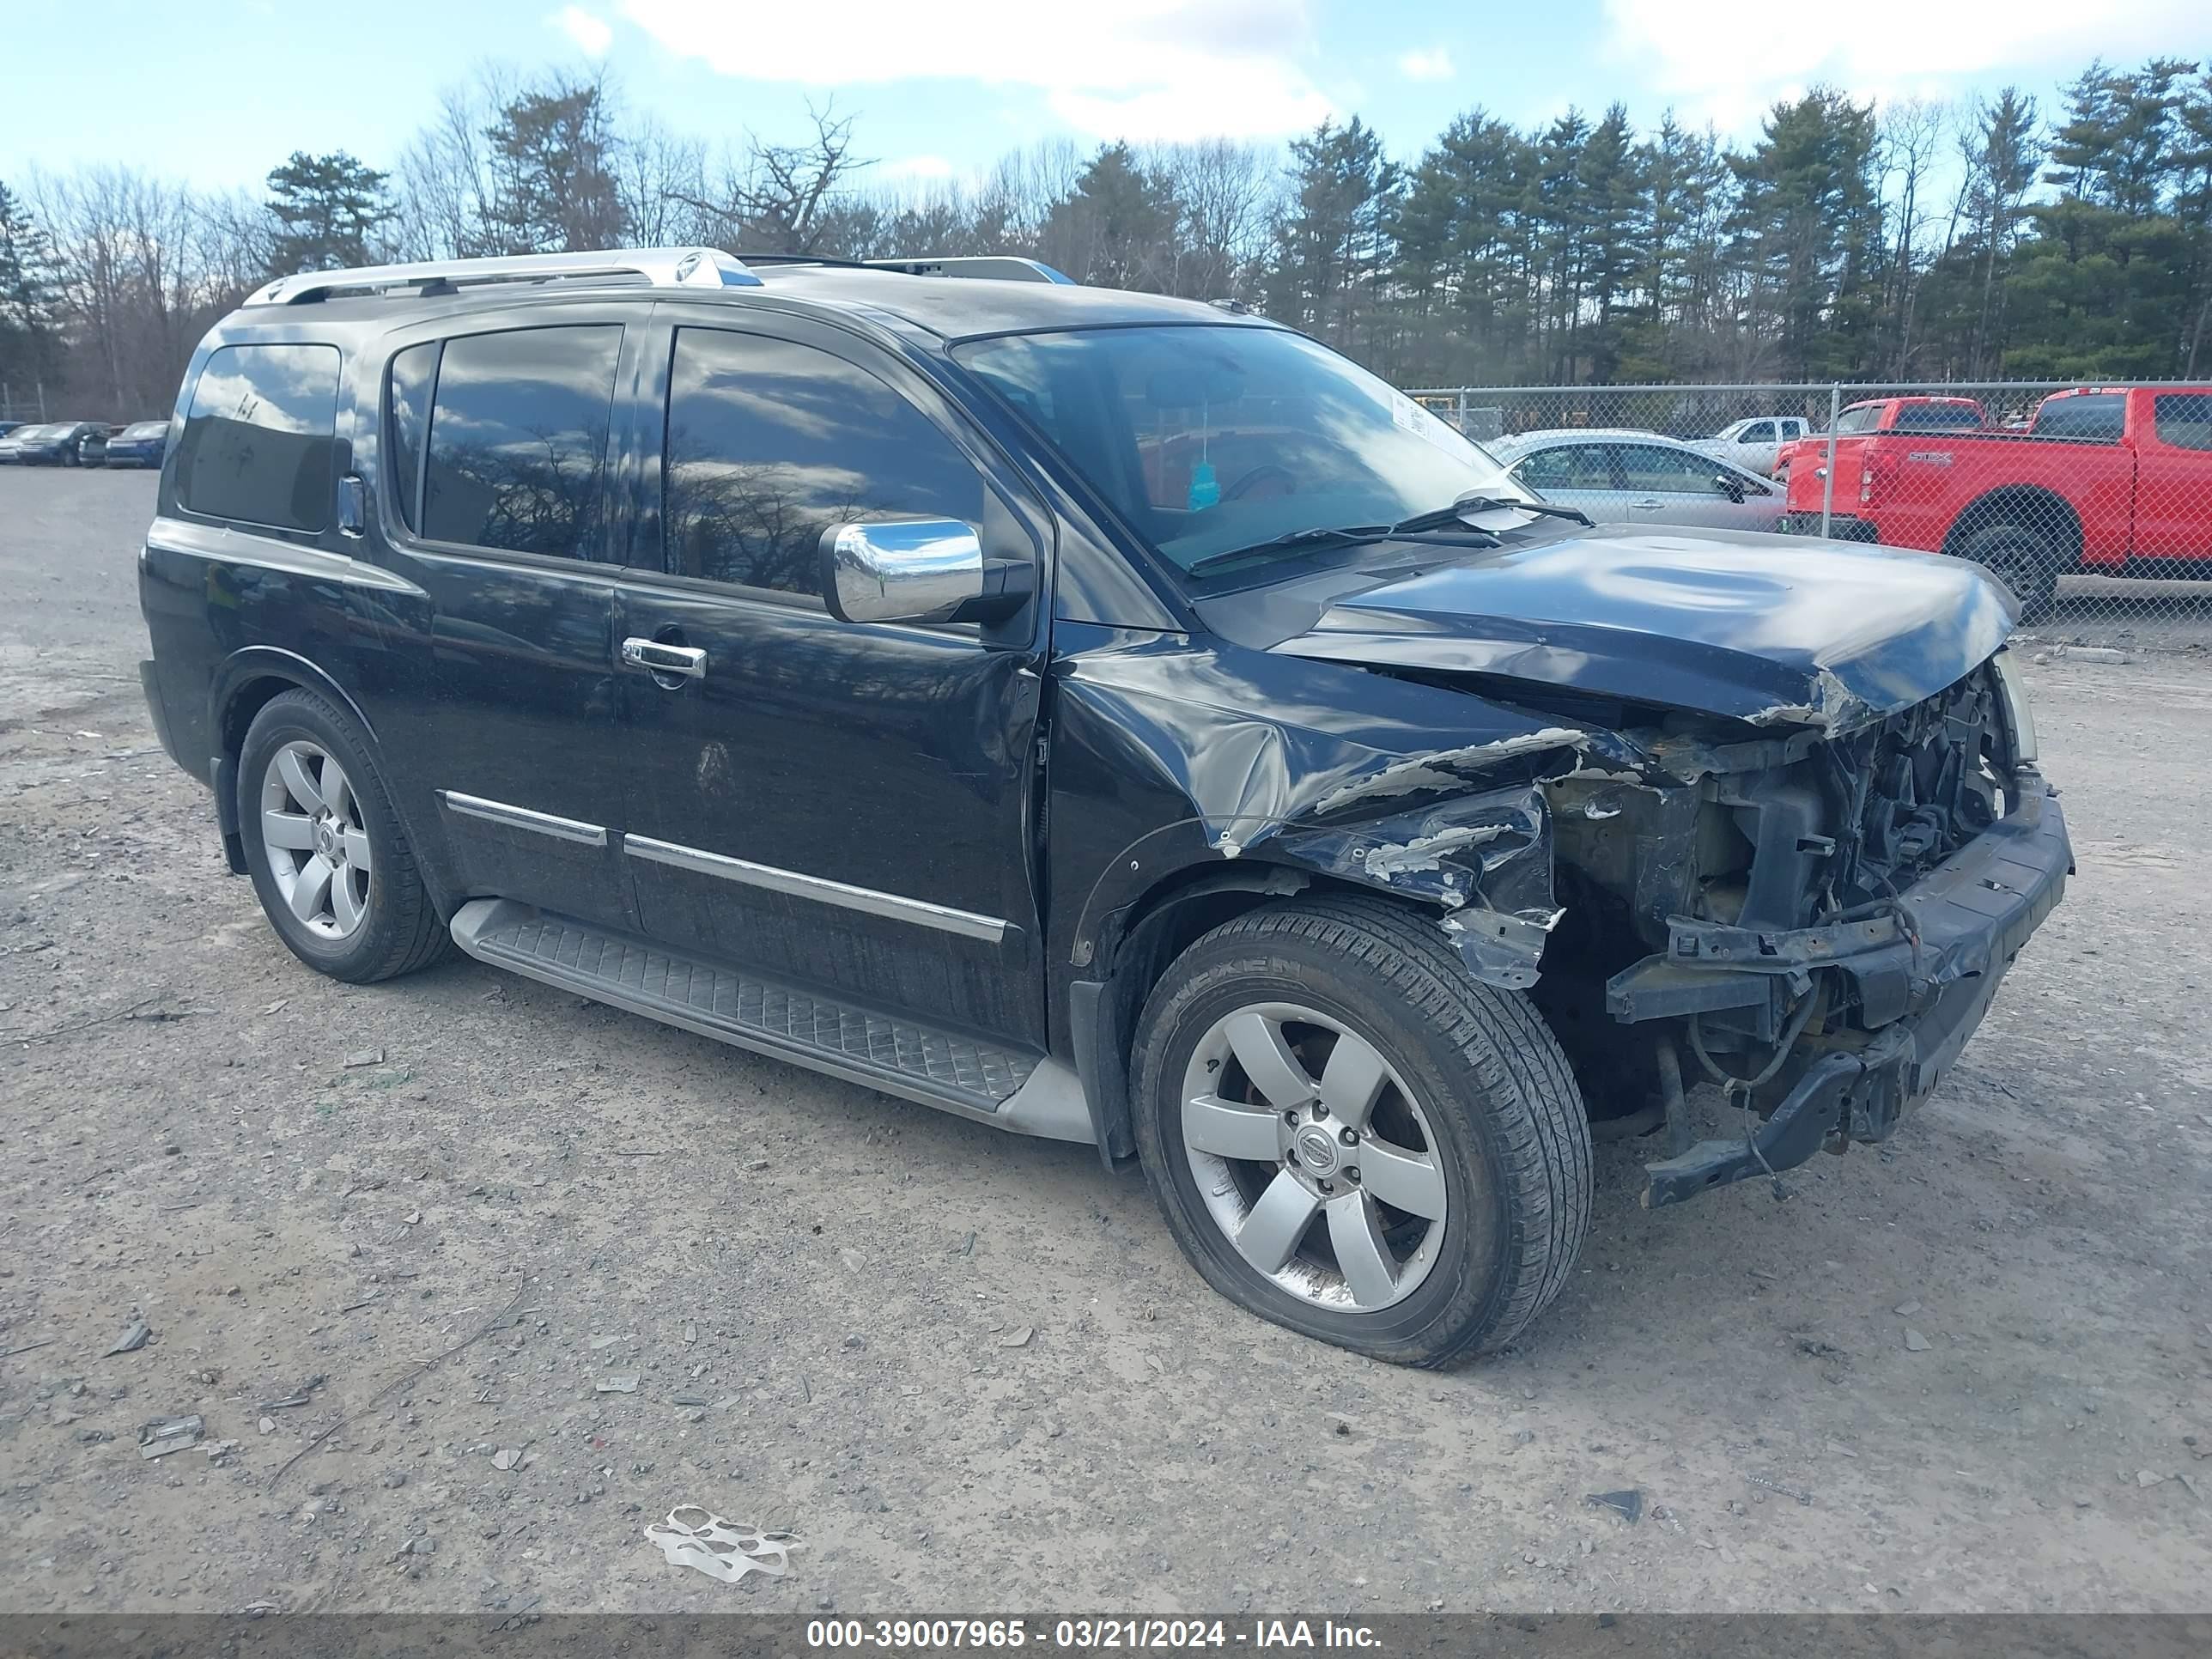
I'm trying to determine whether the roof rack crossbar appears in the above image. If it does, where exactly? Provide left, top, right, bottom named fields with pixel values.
left=246, top=247, right=763, bottom=307
left=861, top=256, right=1074, bottom=285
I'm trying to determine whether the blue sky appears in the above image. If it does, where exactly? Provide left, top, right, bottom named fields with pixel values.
left=1, top=0, right=2202, bottom=194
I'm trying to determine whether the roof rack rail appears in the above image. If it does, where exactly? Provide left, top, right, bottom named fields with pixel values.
left=861, top=256, right=1074, bottom=285
left=246, top=247, right=763, bottom=307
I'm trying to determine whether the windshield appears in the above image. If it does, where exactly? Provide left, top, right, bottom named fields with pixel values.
left=10, top=425, right=57, bottom=440
left=125, top=422, right=167, bottom=439
left=954, top=325, right=1526, bottom=575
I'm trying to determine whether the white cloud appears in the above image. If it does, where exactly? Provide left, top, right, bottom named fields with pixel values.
left=1398, top=47, right=1454, bottom=83
left=553, top=5, right=614, bottom=55
left=618, top=0, right=1333, bottom=141
left=1603, top=0, right=2206, bottom=131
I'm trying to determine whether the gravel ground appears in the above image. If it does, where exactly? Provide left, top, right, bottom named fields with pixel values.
left=2, top=467, right=2209, bottom=1616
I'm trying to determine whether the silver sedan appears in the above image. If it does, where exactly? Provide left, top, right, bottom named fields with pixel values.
left=1489, top=428, right=1787, bottom=533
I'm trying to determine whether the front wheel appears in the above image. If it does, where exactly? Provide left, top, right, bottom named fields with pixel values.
left=1130, top=896, right=1591, bottom=1365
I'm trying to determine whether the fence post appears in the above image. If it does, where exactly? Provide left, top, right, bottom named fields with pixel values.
left=1455, top=389, right=1468, bottom=435
left=1819, top=383, right=1840, bottom=539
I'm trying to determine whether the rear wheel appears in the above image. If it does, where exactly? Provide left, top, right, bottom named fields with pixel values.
left=238, top=690, right=451, bottom=984
left=1130, top=896, right=1590, bottom=1365
left=1957, top=520, right=2062, bottom=623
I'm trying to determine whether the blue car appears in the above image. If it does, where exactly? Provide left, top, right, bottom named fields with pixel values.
left=104, top=420, right=170, bottom=469
left=8, top=421, right=111, bottom=465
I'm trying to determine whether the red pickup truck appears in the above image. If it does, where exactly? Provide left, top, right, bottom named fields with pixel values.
left=1780, top=386, right=2212, bottom=618
left=1772, top=395, right=1989, bottom=484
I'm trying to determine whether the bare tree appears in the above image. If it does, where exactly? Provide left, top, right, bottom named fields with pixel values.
left=665, top=104, right=871, bottom=253
left=1878, top=97, right=1948, bottom=372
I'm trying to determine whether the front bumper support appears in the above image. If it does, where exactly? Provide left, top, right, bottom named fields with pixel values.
left=1626, top=776, right=2070, bottom=1208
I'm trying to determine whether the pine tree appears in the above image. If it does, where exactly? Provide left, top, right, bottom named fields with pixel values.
left=265, top=151, right=393, bottom=273
left=0, top=179, right=61, bottom=399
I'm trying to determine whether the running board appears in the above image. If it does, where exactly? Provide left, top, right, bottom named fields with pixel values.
left=447, top=899, right=1093, bottom=1145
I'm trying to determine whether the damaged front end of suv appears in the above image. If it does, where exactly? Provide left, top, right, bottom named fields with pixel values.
left=1061, top=529, right=2069, bottom=1212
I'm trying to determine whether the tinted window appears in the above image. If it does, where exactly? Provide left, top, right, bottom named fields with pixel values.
left=1513, top=445, right=1614, bottom=492
left=1615, top=444, right=1723, bottom=492
left=664, top=328, right=983, bottom=597
left=2033, top=392, right=2125, bottom=441
left=175, top=343, right=341, bottom=532
left=1895, top=402, right=1984, bottom=432
left=386, top=342, right=437, bottom=533
left=423, top=325, right=620, bottom=557
left=1741, top=421, right=1775, bottom=444
left=2154, top=393, right=2212, bottom=453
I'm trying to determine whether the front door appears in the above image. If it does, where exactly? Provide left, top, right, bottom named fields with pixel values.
left=1610, top=442, right=1783, bottom=532
left=612, top=312, right=1049, bottom=1048
left=2133, top=392, right=2212, bottom=561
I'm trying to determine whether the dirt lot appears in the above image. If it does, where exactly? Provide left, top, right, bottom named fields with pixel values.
left=2, top=466, right=2209, bottom=1617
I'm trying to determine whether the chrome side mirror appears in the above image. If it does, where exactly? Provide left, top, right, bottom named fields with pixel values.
left=821, top=519, right=985, bottom=624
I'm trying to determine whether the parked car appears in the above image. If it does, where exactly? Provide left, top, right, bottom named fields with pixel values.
left=1690, top=416, right=1811, bottom=477
left=103, top=420, right=172, bottom=469
left=11, top=420, right=112, bottom=465
left=137, top=247, right=2065, bottom=1364
left=1489, top=428, right=1786, bottom=532
left=1782, top=385, right=2212, bottom=618
left=0, top=420, right=23, bottom=439
left=0, top=422, right=52, bottom=463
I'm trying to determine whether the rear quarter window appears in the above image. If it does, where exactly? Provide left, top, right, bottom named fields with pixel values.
left=174, top=343, right=342, bottom=532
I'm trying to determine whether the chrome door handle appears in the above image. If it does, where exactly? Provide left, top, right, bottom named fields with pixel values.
left=622, top=637, right=707, bottom=678
left=1628, top=498, right=1664, bottom=510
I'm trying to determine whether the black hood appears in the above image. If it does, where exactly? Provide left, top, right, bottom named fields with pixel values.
left=1251, top=525, right=2015, bottom=731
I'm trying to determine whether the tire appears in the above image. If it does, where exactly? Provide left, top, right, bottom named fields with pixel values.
left=237, top=689, right=451, bottom=984
left=1129, top=895, right=1591, bottom=1366
left=1956, top=520, right=2062, bottom=623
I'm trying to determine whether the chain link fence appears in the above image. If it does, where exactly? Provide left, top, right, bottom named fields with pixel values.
left=1410, top=380, right=2212, bottom=658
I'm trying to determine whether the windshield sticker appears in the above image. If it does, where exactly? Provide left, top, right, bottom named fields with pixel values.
left=1393, top=392, right=1468, bottom=456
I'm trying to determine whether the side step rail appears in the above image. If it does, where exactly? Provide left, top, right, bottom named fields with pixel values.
left=447, top=899, right=1092, bottom=1145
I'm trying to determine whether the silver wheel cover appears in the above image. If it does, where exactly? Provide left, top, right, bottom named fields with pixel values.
left=259, top=740, right=373, bottom=941
left=1181, top=1001, right=1449, bottom=1313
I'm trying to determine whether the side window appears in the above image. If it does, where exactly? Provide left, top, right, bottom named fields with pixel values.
left=1513, top=445, right=1613, bottom=492
left=175, top=343, right=341, bottom=532
left=2153, top=394, right=2212, bottom=453
left=1834, top=406, right=1877, bottom=434
left=386, top=342, right=438, bottom=533
left=663, top=327, right=985, bottom=599
left=422, top=325, right=621, bottom=557
left=1615, top=445, right=1720, bottom=492
left=2033, top=392, right=2124, bottom=442
left=1741, top=421, right=1775, bottom=445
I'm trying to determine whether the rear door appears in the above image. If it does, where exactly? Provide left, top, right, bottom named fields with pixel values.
left=359, top=307, right=646, bottom=930
left=2131, top=392, right=2212, bottom=560
left=611, top=308, right=1050, bottom=1047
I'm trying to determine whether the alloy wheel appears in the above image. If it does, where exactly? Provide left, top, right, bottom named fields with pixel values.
left=1180, top=1001, right=1449, bottom=1313
left=258, top=740, right=373, bottom=939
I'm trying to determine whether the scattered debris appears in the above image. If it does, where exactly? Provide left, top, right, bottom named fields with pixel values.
left=3, top=1338, right=58, bottom=1358
left=1904, top=1328, right=1931, bottom=1352
left=672, top=1394, right=708, bottom=1407
left=1893, top=1300, right=1923, bottom=1316
left=644, top=1507, right=797, bottom=1585
left=842, top=1334, right=864, bottom=1352
left=258, top=1416, right=276, bottom=1435
left=493, top=1449, right=523, bottom=1471
left=682, top=1322, right=698, bottom=1346
left=589, top=1334, right=634, bottom=1351
left=2136, top=1469, right=2167, bottom=1488
left=258, top=1375, right=326, bottom=1412
left=1000, top=1326, right=1034, bottom=1350
left=260, top=1000, right=288, bottom=1016
left=271, top=1287, right=528, bottom=1489
left=957, top=1231, right=976, bottom=1257
left=343, top=1049, right=384, bottom=1069
left=1746, top=1473, right=1814, bottom=1506
left=1584, top=1490, right=1644, bottom=1525
left=103, top=1320, right=151, bottom=1356
left=138, top=1415, right=205, bottom=1459
left=598, top=1376, right=640, bottom=1394
left=338, top=1294, right=382, bottom=1315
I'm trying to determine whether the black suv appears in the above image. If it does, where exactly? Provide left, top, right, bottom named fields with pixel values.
left=137, top=247, right=2068, bottom=1364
